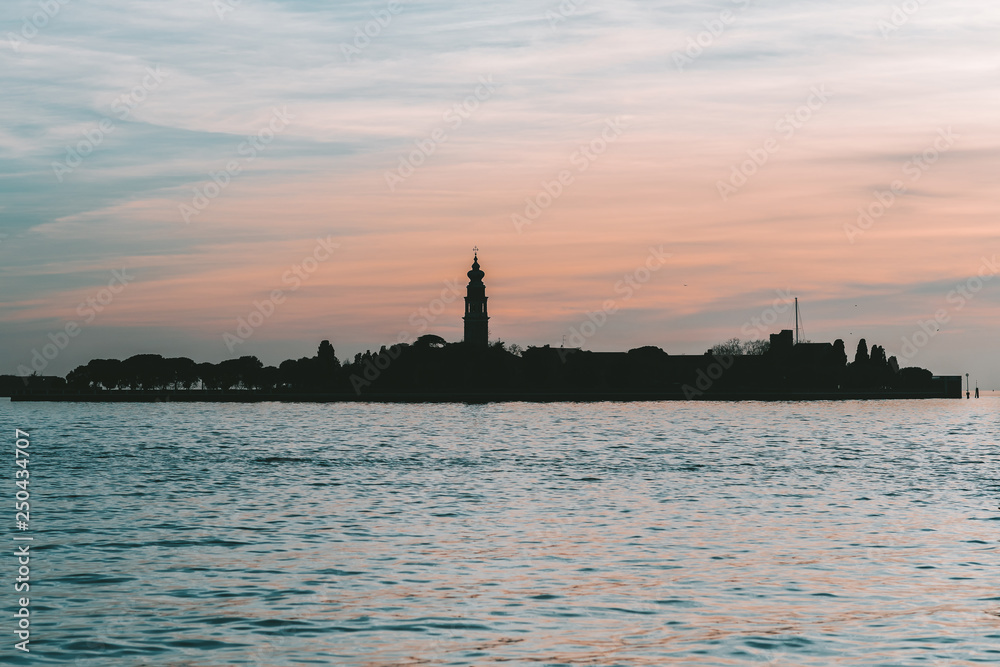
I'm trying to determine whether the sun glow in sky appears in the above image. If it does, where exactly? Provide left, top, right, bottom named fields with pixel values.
left=1, top=0, right=998, bottom=383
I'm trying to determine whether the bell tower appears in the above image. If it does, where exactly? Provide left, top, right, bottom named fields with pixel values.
left=463, top=248, right=489, bottom=348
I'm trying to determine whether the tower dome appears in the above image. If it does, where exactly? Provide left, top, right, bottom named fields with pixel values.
left=468, top=254, right=485, bottom=282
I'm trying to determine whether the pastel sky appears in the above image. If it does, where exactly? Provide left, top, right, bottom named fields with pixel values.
left=2, top=0, right=998, bottom=385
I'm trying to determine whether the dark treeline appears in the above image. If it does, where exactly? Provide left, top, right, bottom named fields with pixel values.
left=59, top=340, right=349, bottom=392
left=6, top=329, right=954, bottom=399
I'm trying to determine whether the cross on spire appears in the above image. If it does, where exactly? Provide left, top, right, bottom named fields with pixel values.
left=472, top=245, right=479, bottom=254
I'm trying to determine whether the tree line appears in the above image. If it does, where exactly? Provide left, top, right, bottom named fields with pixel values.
left=64, top=340, right=351, bottom=391
left=6, top=334, right=939, bottom=398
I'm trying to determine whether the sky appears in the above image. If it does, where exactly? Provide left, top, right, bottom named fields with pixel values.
left=1, top=0, right=998, bottom=386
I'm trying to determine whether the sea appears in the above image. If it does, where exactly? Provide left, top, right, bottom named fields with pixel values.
left=3, top=398, right=999, bottom=666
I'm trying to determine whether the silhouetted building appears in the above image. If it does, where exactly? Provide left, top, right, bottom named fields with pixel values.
left=770, top=329, right=793, bottom=354
left=463, top=251, right=489, bottom=347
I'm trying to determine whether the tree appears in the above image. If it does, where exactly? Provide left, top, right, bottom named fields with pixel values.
left=711, top=338, right=770, bottom=356
left=279, top=356, right=320, bottom=391
left=832, top=339, right=847, bottom=367
left=122, top=354, right=168, bottom=389
left=743, top=339, right=770, bottom=355
left=259, top=366, right=280, bottom=391
left=415, top=334, right=446, bottom=348
left=197, top=362, right=220, bottom=389
left=854, top=339, right=869, bottom=365
left=316, top=340, right=341, bottom=389
left=66, top=364, right=92, bottom=390
left=887, top=356, right=900, bottom=374
left=217, top=356, right=263, bottom=389
left=167, top=357, right=198, bottom=389
left=317, top=340, right=340, bottom=367
left=870, top=344, right=887, bottom=368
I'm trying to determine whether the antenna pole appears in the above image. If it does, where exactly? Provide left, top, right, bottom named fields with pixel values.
left=794, top=297, right=799, bottom=345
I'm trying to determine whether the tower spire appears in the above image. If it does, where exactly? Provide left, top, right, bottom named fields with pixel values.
left=463, top=249, right=489, bottom=347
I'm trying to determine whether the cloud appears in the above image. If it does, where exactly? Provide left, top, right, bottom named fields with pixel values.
left=1, top=0, right=999, bottom=380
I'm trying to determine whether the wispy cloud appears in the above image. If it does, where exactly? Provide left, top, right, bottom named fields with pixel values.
left=1, top=0, right=998, bottom=380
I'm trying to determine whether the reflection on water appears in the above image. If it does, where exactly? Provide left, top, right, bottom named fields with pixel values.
left=5, top=399, right=1000, bottom=665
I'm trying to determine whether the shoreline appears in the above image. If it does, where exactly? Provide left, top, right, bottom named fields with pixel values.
left=9, top=388, right=961, bottom=403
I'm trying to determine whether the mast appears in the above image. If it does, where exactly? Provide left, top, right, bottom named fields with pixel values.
left=794, top=297, right=799, bottom=345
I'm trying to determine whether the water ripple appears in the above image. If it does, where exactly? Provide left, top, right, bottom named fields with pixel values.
left=3, top=398, right=999, bottom=665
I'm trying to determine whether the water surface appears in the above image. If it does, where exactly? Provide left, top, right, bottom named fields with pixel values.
left=5, top=399, right=1000, bottom=665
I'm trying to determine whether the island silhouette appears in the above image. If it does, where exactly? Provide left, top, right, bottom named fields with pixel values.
left=6, top=252, right=962, bottom=401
